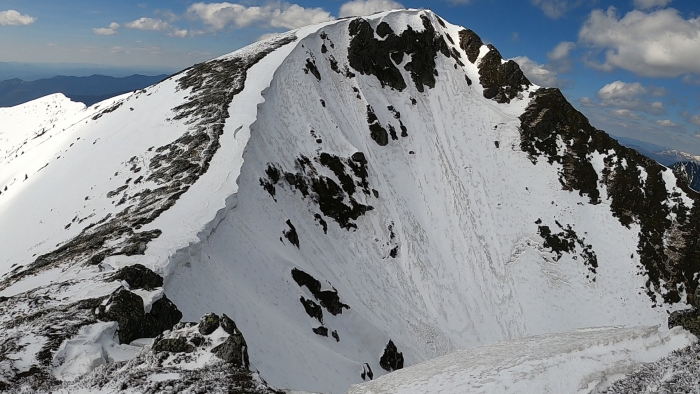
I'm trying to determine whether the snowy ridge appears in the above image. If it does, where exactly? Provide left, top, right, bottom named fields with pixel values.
left=346, top=326, right=696, bottom=394
left=1, top=9, right=699, bottom=393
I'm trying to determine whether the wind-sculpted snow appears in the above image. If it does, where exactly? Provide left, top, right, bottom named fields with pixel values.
left=347, top=327, right=696, bottom=394
left=0, top=33, right=297, bottom=390
left=1, top=33, right=297, bottom=290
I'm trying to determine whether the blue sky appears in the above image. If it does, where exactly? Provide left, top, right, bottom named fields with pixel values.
left=1, top=0, right=699, bottom=154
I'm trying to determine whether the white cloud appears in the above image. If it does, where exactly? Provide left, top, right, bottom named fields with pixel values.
left=548, top=41, right=575, bottom=61
left=169, top=29, right=188, bottom=38
left=547, top=41, right=575, bottom=72
left=93, top=22, right=120, bottom=35
left=270, top=4, right=334, bottom=29
left=579, top=97, right=595, bottom=107
left=125, top=17, right=171, bottom=31
left=156, top=10, right=180, bottom=23
left=579, top=7, right=700, bottom=78
left=596, top=80, right=666, bottom=115
left=681, top=111, right=700, bottom=126
left=124, top=17, right=190, bottom=37
left=633, top=0, right=672, bottom=10
left=611, top=109, right=645, bottom=120
left=338, top=0, right=403, bottom=18
left=188, top=2, right=333, bottom=31
left=530, top=0, right=579, bottom=19
left=0, top=10, right=36, bottom=26
left=656, top=119, right=677, bottom=127
left=510, top=56, right=564, bottom=88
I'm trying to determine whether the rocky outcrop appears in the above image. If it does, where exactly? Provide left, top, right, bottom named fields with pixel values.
left=111, top=264, right=163, bottom=290
left=283, top=219, right=300, bottom=248
left=458, top=29, right=483, bottom=64
left=52, top=313, right=276, bottom=393
left=152, top=313, right=250, bottom=368
left=348, top=16, right=450, bottom=92
left=199, top=312, right=220, bottom=335
left=96, top=288, right=182, bottom=344
left=458, top=28, right=531, bottom=103
left=379, top=340, right=404, bottom=371
left=668, top=308, right=700, bottom=337
left=292, top=268, right=349, bottom=316
left=260, top=152, right=374, bottom=231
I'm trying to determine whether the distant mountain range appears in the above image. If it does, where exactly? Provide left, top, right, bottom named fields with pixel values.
left=0, top=74, right=169, bottom=107
left=0, top=61, right=177, bottom=82
left=611, top=135, right=700, bottom=166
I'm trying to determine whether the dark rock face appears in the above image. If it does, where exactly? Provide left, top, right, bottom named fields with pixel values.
left=668, top=308, right=700, bottom=337
left=303, top=58, right=321, bottom=81
left=300, top=296, right=324, bottom=323
left=153, top=337, right=195, bottom=353
left=379, top=340, right=404, bottom=371
left=367, top=105, right=389, bottom=146
left=260, top=152, right=375, bottom=231
left=111, top=264, right=163, bottom=290
left=478, top=45, right=531, bottom=103
left=361, top=363, right=374, bottom=380
left=283, top=220, right=300, bottom=248
left=521, top=87, right=700, bottom=305
left=312, top=326, right=329, bottom=336
left=458, top=29, right=483, bottom=64
left=537, top=220, right=597, bottom=277
left=211, top=330, right=250, bottom=369
left=97, top=288, right=182, bottom=344
left=220, top=313, right=238, bottom=335
left=348, top=16, right=450, bottom=92
left=292, top=268, right=349, bottom=316
left=458, top=29, right=531, bottom=103
left=199, top=313, right=220, bottom=335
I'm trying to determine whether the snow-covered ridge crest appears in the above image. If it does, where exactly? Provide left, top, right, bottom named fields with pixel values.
left=1, top=8, right=699, bottom=393
left=347, top=326, right=697, bottom=394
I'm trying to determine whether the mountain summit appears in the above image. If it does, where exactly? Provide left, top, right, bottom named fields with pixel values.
left=1, top=9, right=699, bottom=393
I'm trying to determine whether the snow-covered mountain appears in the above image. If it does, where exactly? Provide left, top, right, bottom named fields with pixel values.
left=658, top=149, right=700, bottom=165
left=1, top=9, right=699, bottom=393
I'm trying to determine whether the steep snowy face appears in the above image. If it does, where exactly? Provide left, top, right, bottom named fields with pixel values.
left=165, top=10, right=698, bottom=393
left=0, top=9, right=699, bottom=394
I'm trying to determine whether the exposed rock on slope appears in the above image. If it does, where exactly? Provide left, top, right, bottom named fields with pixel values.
left=521, top=88, right=700, bottom=305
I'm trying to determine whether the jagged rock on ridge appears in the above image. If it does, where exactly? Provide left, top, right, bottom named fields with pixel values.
left=111, top=263, right=164, bottom=290
left=96, top=288, right=182, bottom=344
left=199, top=312, right=221, bottom=335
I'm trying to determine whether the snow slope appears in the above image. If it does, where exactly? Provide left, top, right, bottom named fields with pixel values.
left=346, top=326, right=696, bottom=394
left=1, top=9, right=699, bottom=393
